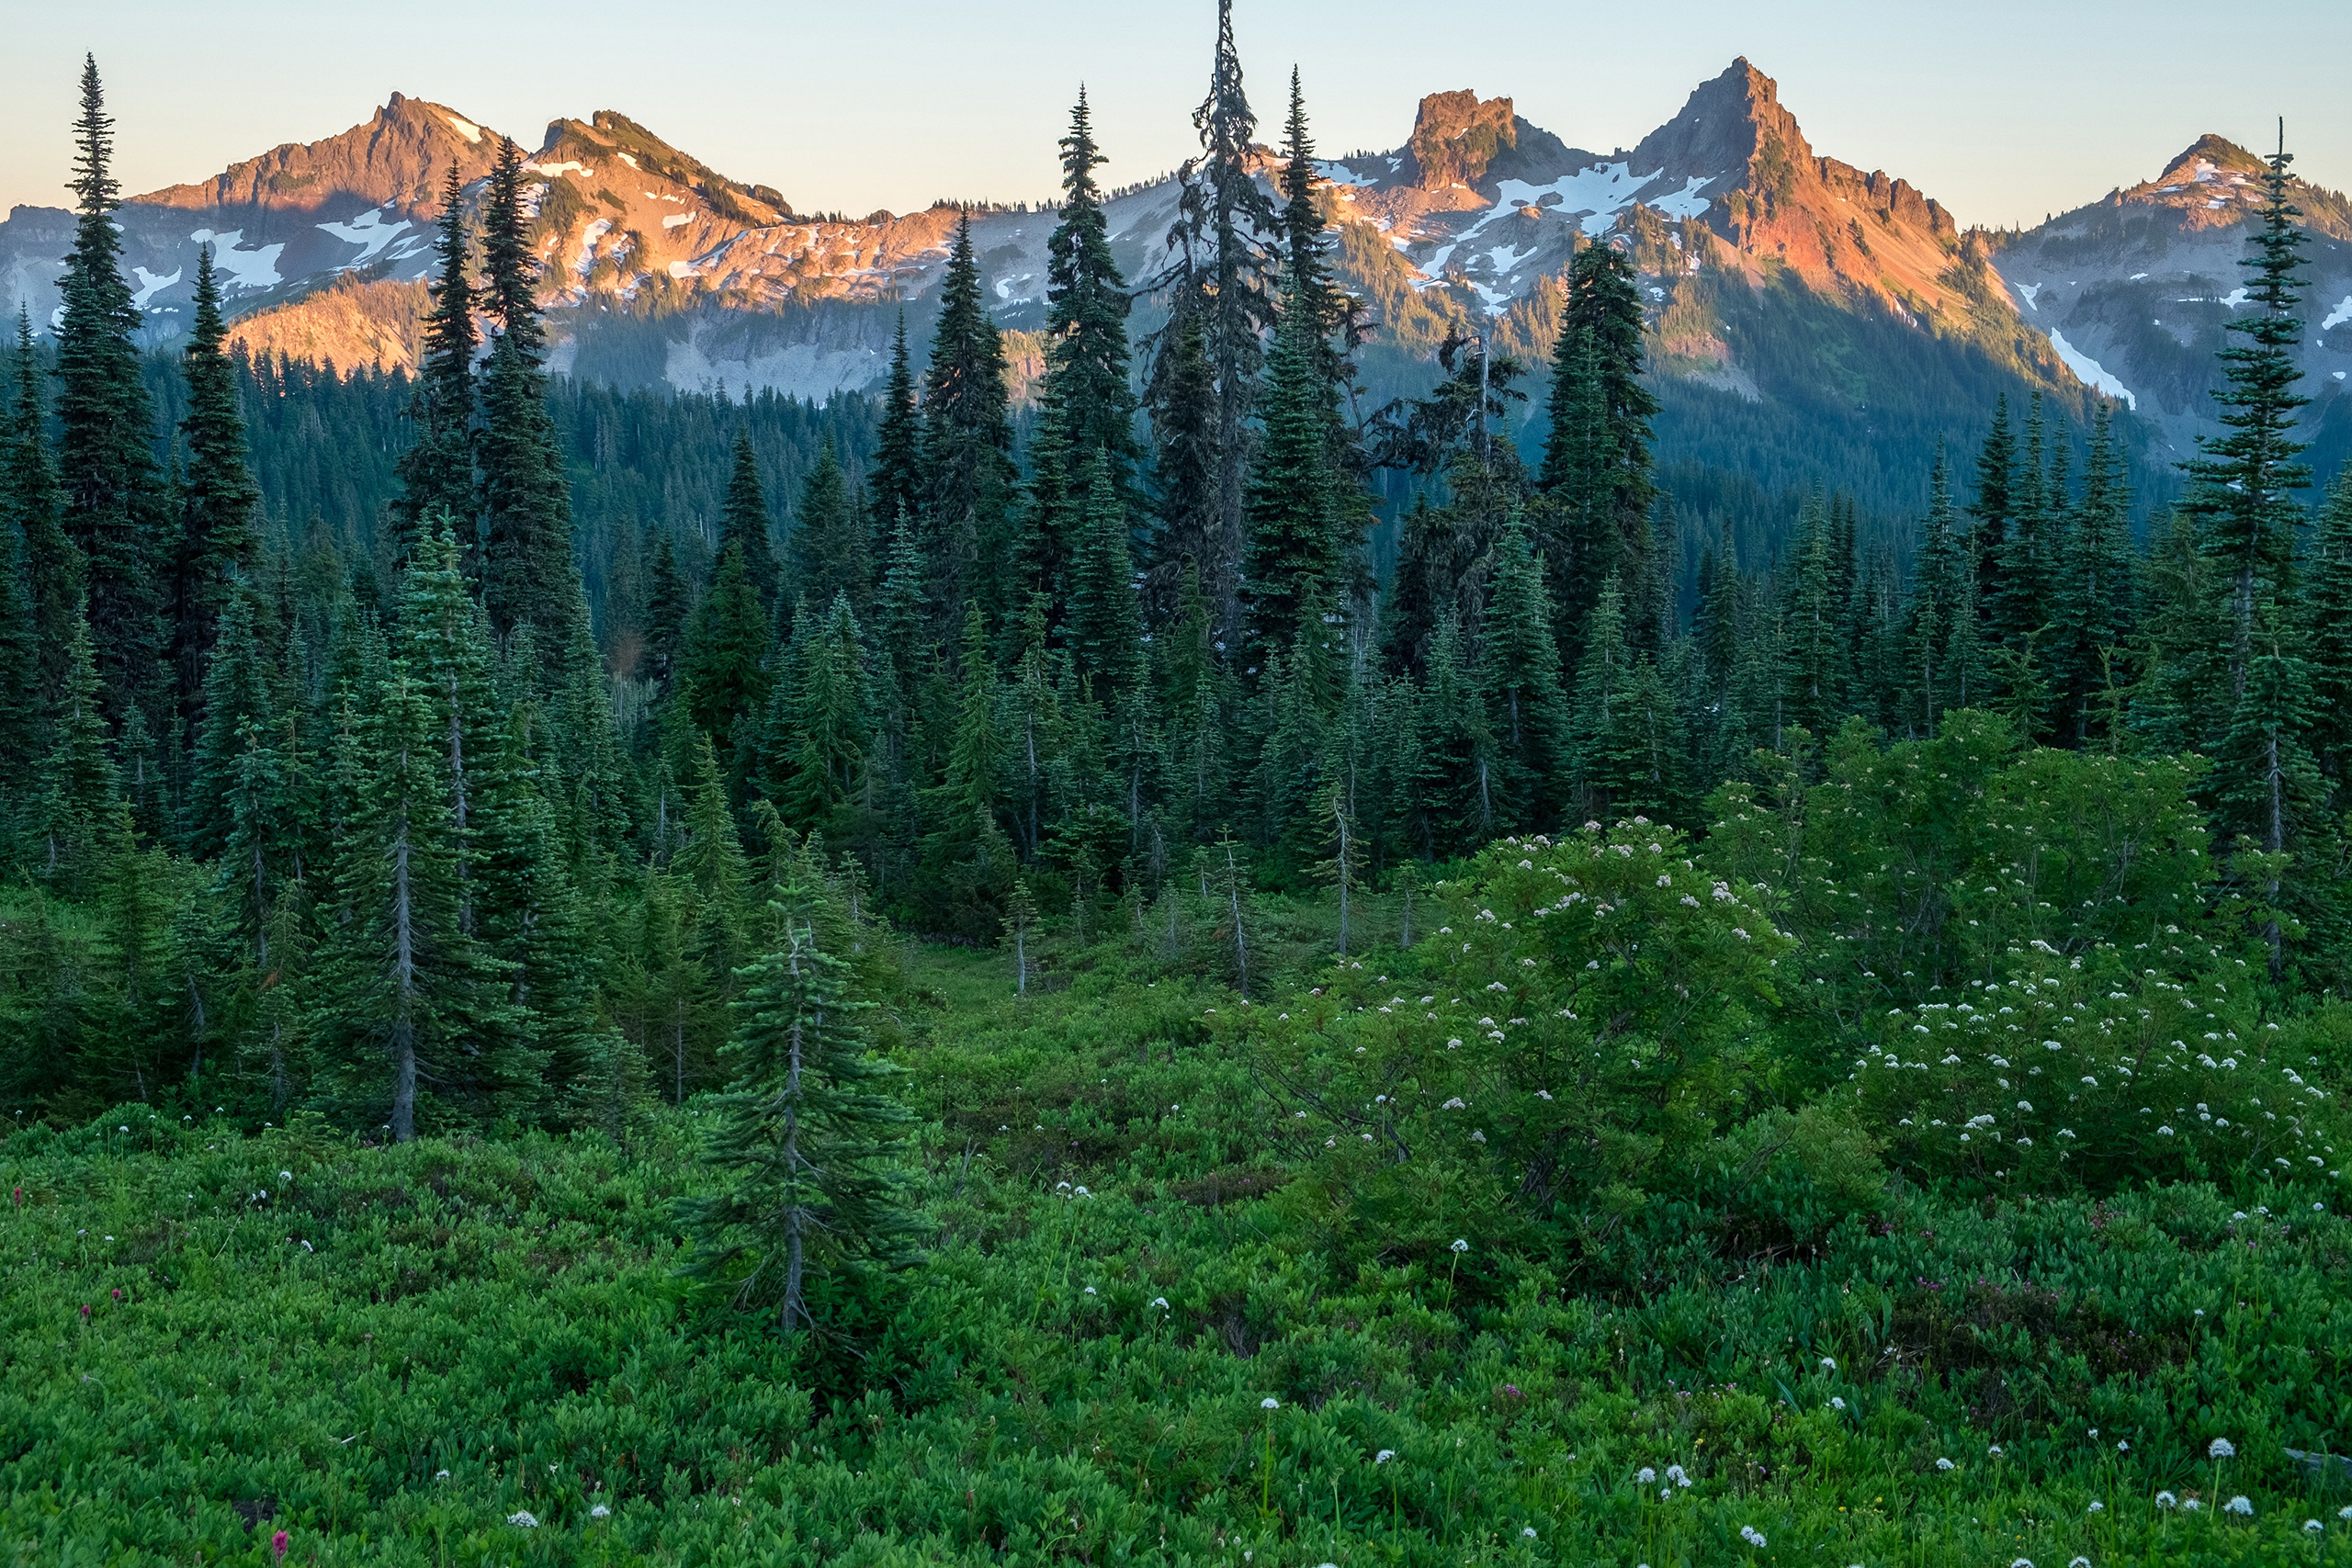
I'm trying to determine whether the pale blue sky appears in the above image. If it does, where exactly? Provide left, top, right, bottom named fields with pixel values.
left=4, top=1, right=2348, bottom=230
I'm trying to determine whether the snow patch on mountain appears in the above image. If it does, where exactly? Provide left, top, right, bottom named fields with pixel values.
left=661, top=212, right=695, bottom=230
left=443, top=113, right=481, bottom=143
left=130, top=266, right=180, bottom=311
left=2322, top=294, right=2352, bottom=333
left=2047, top=330, right=2136, bottom=409
left=187, top=230, right=284, bottom=291
left=1647, top=175, right=1713, bottom=220
left=316, top=208, right=413, bottom=267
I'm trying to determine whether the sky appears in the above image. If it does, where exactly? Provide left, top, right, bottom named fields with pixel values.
left=3, top=1, right=2349, bottom=231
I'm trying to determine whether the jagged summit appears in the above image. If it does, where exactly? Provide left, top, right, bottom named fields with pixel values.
left=136, top=93, right=503, bottom=220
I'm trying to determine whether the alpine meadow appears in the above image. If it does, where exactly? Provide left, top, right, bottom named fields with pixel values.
left=10, top=8, right=2352, bottom=1565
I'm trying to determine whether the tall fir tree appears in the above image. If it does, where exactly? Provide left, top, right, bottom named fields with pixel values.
left=170, top=244, right=263, bottom=754
left=788, top=444, right=868, bottom=618
left=52, top=55, right=166, bottom=730
left=1242, top=281, right=1341, bottom=659
left=311, top=664, right=529, bottom=1141
left=390, top=164, right=477, bottom=566
left=31, top=600, right=117, bottom=891
left=2048, top=404, right=2135, bottom=747
left=1142, top=306, right=1219, bottom=624
left=721, top=429, right=784, bottom=615
left=1538, top=239, right=1658, bottom=665
left=1157, top=0, right=1277, bottom=635
left=2184, top=130, right=2312, bottom=693
left=6, top=310, right=82, bottom=711
left=921, top=214, right=1017, bottom=625
left=1066, top=451, right=1145, bottom=694
left=474, top=137, right=582, bottom=654
left=867, top=312, right=924, bottom=538
left=677, top=540, right=775, bottom=771
left=1480, top=517, right=1574, bottom=829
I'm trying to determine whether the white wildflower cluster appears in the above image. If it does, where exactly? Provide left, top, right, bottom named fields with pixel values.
left=1855, top=950, right=2342, bottom=1186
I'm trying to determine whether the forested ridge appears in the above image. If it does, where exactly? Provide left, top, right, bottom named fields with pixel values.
left=4, top=27, right=2352, bottom=1565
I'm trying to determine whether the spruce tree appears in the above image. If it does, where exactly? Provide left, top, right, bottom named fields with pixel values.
left=678, top=541, right=775, bottom=764
left=1538, top=240, right=1658, bottom=661
left=1066, top=451, right=1145, bottom=694
left=1901, top=450, right=1980, bottom=738
left=311, top=664, right=529, bottom=1141
left=475, top=137, right=582, bottom=653
left=171, top=244, right=262, bottom=751
left=1482, top=517, right=1573, bottom=828
left=2184, top=130, right=2312, bottom=690
left=788, top=444, right=868, bottom=618
left=391, top=164, right=477, bottom=566
left=52, top=56, right=166, bottom=728
left=6, top=310, right=81, bottom=708
left=1036, top=87, right=1136, bottom=489
left=776, top=592, right=874, bottom=831
left=1157, top=0, right=1277, bottom=633
left=1781, top=497, right=1847, bottom=739
left=1968, top=393, right=2017, bottom=628
left=682, top=862, right=914, bottom=1330
left=183, top=586, right=284, bottom=858
left=921, top=214, right=1017, bottom=622
left=1242, top=282, right=1340, bottom=659
left=1142, top=306, right=1218, bottom=623
left=641, top=530, right=690, bottom=703
left=2305, top=470, right=2352, bottom=799
left=31, top=600, right=117, bottom=891
left=2049, top=404, right=2135, bottom=747
left=868, top=312, right=924, bottom=535
left=721, top=429, right=783, bottom=615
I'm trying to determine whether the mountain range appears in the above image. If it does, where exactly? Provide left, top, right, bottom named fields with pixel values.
left=3, top=59, right=2347, bottom=515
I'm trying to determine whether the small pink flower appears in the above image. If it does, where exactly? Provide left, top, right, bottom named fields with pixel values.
left=272, top=1529, right=288, bottom=1560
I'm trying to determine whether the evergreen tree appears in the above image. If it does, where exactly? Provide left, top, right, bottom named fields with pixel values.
left=1142, top=306, right=1219, bottom=623
left=311, top=665, right=530, bottom=1141
left=2306, top=470, right=2352, bottom=800
left=171, top=244, right=263, bottom=751
left=390, top=164, right=476, bottom=566
left=1156, top=0, right=1278, bottom=633
left=183, top=587, right=284, bottom=858
left=682, top=862, right=914, bottom=1330
left=921, top=214, right=1017, bottom=623
left=1967, top=392, right=2017, bottom=629
left=1481, top=517, right=1573, bottom=827
left=776, top=592, right=874, bottom=832
left=678, top=541, right=775, bottom=766
left=1036, top=87, right=1136, bottom=491
left=641, top=530, right=690, bottom=703
left=1243, top=282, right=1340, bottom=659
left=2183, top=130, right=2312, bottom=691
left=721, top=429, right=783, bottom=615
left=1781, top=497, right=1847, bottom=739
left=2049, top=404, right=2135, bottom=747
left=6, top=310, right=81, bottom=710
left=788, top=444, right=868, bottom=618
left=868, top=313, right=924, bottom=536
left=31, top=601, right=117, bottom=890
left=1066, top=451, right=1145, bottom=694
left=475, top=137, right=581, bottom=653
left=52, top=56, right=166, bottom=728
left=1538, top=240, right=1658, bottom=662
left=1901, top=450, right=1980, bottom=738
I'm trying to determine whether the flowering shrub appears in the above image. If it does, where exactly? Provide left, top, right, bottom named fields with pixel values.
left=1248, top=821, right=1795, bottom=1245
left=1851, top=942, right=2345, bottom=1194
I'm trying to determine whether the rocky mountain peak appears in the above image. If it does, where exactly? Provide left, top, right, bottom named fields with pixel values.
left=1632, top=58, right=1807, bottom=192
left=135, top=94, right=501, bottom=220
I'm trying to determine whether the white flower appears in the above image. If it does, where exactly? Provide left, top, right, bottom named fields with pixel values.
left=2086, top=1500, right=2103, bottom=1513
left=1820, top=1356, right=1836, bottom=1370
left=1936, top=1458, right=1955, bottom=1471
left=2183, top=1498, right=2203, bottom=1512
left=1451, top=1237, right=1468, bottom=1253
left=2155, top=1491, right=2177, bottom=1508
left=1988, top=1444, right=2004, bottom=1457
left=2341, top=1505, right=2352, bottom=1520
left=435, top=1470, right=450, bottom=1481
left=1261, top=1397, right=1280, bottom=1410
left=507, top=1510, right=539, bottom=1528
left=1522, top=1527, right=1537, bottom=1538
left=1830, top=1396, right=1847, bottom=1410
left=1442, top=1097, right=1466, bottom=1110
left=590, top=1504, right=611, bottom=1519
left=1636, top=1466, right=1657, bottom=1484
left=1083, top=1285, right=1097, bottom=1295
left=2224, top=1495, right=2252, bottom=1516
left=1151, top=1297, right=1170, bottom=1310
left=1666, top=1464, right=1690, bottom=1486
left=2306, top=1519, right=2325, bottom=1533
left=1740, top=1525, right=1768, bottom=1548
left=279, top=1170, right=293, bottom=1182
left=2210, top=1437, right=2237, bottom=1459
left=2009, top=1559, right=2033, bottom=1568
left=1374, top=1450, right=1396, bottom=1464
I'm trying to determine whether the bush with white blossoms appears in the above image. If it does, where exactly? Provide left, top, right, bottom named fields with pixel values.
left=1243, top=821, right=1794, bottom=1239
left=1850, top=940, right=2343, bottom=1194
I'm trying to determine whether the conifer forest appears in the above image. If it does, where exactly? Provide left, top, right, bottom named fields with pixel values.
left=6, top=22, right=2352, bottom=1567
